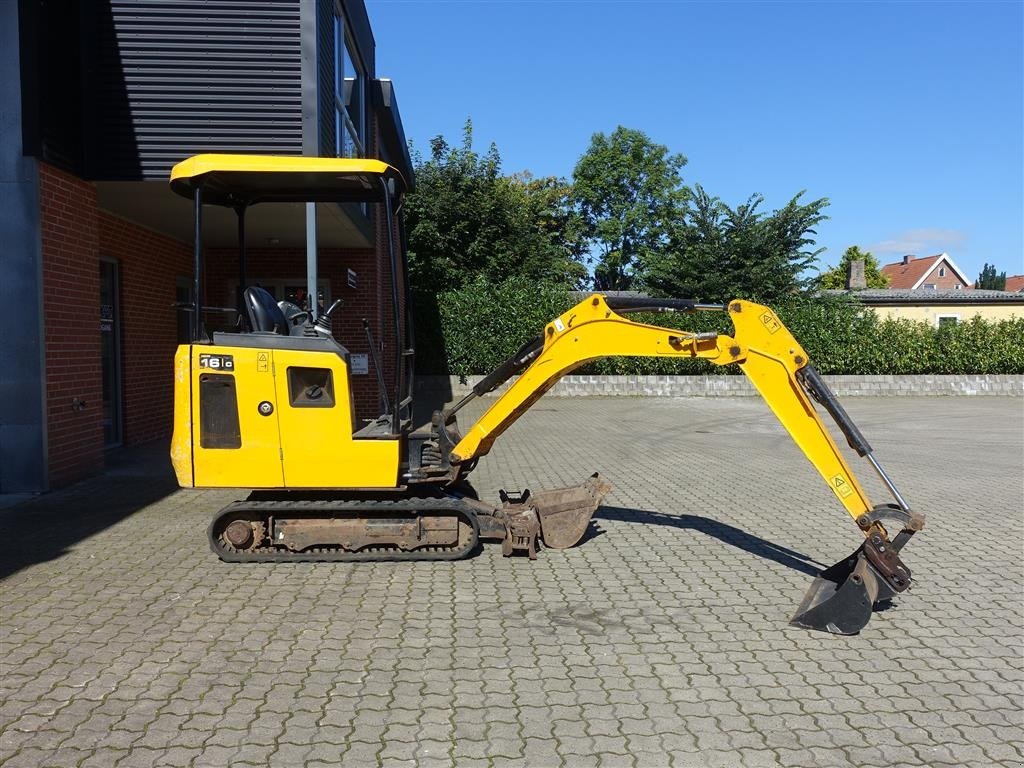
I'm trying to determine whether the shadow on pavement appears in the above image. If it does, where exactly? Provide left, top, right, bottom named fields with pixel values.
left=0, top=440, right=178, bottom=580
left=595, top=505, right=827, bottom=577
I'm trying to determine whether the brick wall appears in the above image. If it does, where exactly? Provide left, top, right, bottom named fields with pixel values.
left=39, top=163, right=104, bottom=487
left=37, top=108, right=405, bottom=486
left=98, top=212, right=191, bottom=444
left=921, top=261, right=969, bottom=290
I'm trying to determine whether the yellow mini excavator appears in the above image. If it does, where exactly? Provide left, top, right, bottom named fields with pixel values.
left=169, top=154, right=924, bottom=635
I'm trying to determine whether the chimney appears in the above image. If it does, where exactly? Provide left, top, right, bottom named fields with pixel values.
left=902, top=255, right=915, bottom=265
left=847, top=259, right=867, bottom=290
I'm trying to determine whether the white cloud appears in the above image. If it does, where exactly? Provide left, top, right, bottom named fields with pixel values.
left=868, top=228, right=968, bottom=256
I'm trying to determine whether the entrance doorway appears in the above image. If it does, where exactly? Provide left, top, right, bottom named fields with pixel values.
left=99, top=259, right=122, bottom=447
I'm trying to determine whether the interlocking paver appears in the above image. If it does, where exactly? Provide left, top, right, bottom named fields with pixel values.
left=1, top=397, right=1022, bottom=767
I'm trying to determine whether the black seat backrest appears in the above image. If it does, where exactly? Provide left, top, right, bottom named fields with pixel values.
left=244, top=286, right=289, bottom=335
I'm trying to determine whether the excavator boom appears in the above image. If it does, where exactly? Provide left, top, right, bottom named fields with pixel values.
left=434, top=294, right=924, bottom=633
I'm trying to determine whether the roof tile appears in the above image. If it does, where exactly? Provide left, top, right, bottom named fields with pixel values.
left=879, top=254, right=943, bottom=288
left=1005, top=275, right=1024, bottom=292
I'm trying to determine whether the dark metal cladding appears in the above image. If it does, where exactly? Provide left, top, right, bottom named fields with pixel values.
left=89, top=0, right=304, bottom=179
left=315, top=0, right=335, bottom=157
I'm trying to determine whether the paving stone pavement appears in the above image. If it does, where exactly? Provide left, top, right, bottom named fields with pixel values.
left=1, top=397, right=1022, bottom=768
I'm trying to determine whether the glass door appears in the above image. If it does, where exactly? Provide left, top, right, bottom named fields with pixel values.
left=100, top=260, right=122, bottom=447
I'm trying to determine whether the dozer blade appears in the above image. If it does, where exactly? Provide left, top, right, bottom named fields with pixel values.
left=790, top=547, right=898, bottom=635
left=532, top=472, right=612, bottom=549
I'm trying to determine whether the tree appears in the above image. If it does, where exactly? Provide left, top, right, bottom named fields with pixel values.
left=513, top=172, right=589, bottom=280
left=571, top=127, right=688, bottom=291
left=642, top=185, right=829, bottom=303
left=817, top=246, right=890, bottom=289
left=404, top=120, right=586, bottom=294
left=975, top=263, right=1007, bottom=290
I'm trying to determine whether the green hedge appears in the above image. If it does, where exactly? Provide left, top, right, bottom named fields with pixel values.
left=412, top=277, right=575, bottom=376
left=413, top=278, right=1024, bottom=376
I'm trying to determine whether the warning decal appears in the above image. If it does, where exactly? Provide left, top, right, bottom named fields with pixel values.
left=760, top=312, right=782, bottom=334
left=830, top=474, right=854, bottom=499
left=256, top=352, right=269, bottom=372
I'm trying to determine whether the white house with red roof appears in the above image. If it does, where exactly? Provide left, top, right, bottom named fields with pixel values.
left=880, top=253, right=971, bottom=290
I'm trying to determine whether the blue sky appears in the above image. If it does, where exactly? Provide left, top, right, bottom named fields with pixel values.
left=368, top=0, right=1023, bottom=281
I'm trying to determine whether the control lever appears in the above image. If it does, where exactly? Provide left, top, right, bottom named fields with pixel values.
left=363, top=318, right=391, bottom=415
left=315, top=298, right=344, bottom=330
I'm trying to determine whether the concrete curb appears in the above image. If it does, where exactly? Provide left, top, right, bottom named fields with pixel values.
left=416, top=374, right=1024, bottom=398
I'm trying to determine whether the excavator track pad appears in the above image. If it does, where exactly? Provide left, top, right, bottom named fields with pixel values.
left=209, top=497, right=484, bottom=562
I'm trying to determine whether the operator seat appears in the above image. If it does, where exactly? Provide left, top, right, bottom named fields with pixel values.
left=243, top=286, right=289, bottom=335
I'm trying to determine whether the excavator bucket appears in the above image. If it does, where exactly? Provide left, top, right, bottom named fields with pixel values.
left=500, top=473, right=612, bottom=557
left=533, top=473, right=613, bottom=549
left=790, top=546, right=895, bottom=635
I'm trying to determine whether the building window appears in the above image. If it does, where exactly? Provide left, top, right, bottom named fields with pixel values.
left=939, top=267, right=946, bottom=277
left=922, top=283, right=937, bottom=290
left=937, top=315, right=959, bottom=328
left=954, top=284, right=962, bottom=290
left=334, top=7, right=365, bottom=158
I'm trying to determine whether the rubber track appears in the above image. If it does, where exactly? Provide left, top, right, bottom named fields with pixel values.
left=209, top=496, right=491, bottom=563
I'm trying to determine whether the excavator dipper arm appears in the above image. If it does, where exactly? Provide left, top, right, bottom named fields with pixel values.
left=443, top=294, right=924, bottom=634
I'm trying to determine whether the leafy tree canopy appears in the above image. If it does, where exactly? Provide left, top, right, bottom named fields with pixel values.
left=404, top=120, right=586, bottom=294
left=817, top=246, right=891, bottom=289
left=571, top=127, right=688, bottom=291
left=642, top=185, right=829, bottom=304
left=406, top=121, right=827, bottom=305
left=975, top=263, right=1007, bottom=290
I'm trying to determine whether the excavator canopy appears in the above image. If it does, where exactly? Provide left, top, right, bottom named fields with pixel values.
left=169, top=154, right=408, bottom=207
left=169, top=152, right=412, bottom=391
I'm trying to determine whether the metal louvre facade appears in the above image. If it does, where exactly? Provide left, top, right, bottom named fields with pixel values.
left=316, top=0, right=336, bottom=157
left=89, top=0, right=304, bottom=180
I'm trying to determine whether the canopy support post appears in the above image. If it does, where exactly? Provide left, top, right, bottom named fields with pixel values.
left=305, top=202, right=317, bottom=319
left=236, top=205, right=247, bottom=324
left=382, top=179, right=402, bottom=434
left=193, top=186, right=204, bottom=342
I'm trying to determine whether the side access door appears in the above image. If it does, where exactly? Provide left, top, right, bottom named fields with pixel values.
left=191, top=346, right=285, bottom=488
left=271, top=348, right=401, bottom=489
